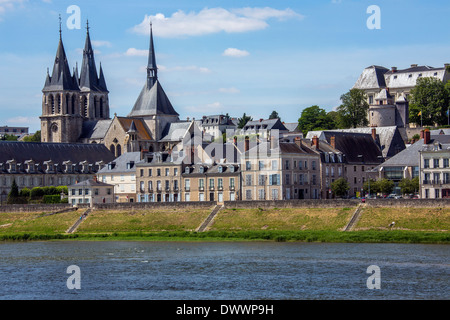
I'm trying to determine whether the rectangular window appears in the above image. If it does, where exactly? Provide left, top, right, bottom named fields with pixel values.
left=218, top=178, right=223, bottom=189
left=258, top=189, right=265, bottom=200
left=148, top=169, right=152, bottom=176
left=271, top=160, right=278, bottom=171
left=259, top=161, right=264, bottom=170
left=443, top=159, right=449, bottom=168
left=246, top=174, right=252, bottom=186
left=185, top=179, right=190, bottom=191
left=245, top=189, right=252, bottom=200
left=199, top=178, right=204, bottom=190
left=209, top=178, right=215, bottom=189
left=433, top=159, right=440, bottom=168
left=230, top=178, right=235, bottom=189
left=424, top=159, right=429, bottom=169
left=246, top=161, right=251, bottom=170
left=165, top=168, right=170, bottom=176
left=258, top=174, right=265, bottom=186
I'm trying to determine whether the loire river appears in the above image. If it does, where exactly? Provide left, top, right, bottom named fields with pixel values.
left=0, top=241, right=448, bottom=300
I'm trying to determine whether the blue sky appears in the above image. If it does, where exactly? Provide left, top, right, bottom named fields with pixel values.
left=1, top=0, right=450, bottom=133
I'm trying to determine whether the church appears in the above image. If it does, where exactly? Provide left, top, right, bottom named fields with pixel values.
left=40, top=21, right=194, bottom=158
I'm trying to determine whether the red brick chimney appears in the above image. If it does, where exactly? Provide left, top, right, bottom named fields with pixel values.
left=424, top=129, right=431, bottom=144
left=312, top=136, right=319, bottom=148
left=420, top=130, right=424, bottom=140
left=294, top=137, right=302, bottom=149
left=330, top=136, right=336, bottom=149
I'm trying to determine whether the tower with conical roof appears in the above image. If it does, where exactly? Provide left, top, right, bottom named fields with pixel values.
left=79, top=20, right=110, bottom=120
left=128, top=22, right=179, bottom=142
left=40, top=19, right=110, bottom=143
left=41, top=16, right=83, bottom=143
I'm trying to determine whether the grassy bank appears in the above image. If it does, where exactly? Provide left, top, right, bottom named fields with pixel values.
left=0, top=206, right=448, bottom=243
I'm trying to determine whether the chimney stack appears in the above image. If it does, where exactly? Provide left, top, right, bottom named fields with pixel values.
left=312, top=136, right=319, bottom=148
left=391, top=67, right=397, bottom=73
left=294, top=137, right=302, bottom=149
left=424, top=128, right=431, bottom=144
left=411, top=64, right=418, bottom=68
left=420, top=129, right=424, bottom=140
left=330, top=136, right=336, bottom=149
left=371, top=127, right=377, bottom=141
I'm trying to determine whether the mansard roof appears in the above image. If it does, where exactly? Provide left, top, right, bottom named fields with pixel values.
left=0, top=141, right=115, bottom=166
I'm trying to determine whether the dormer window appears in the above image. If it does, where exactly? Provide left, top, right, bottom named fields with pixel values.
left=229, top=166, right=235, bottom=173
left=218, top=166, right=223, bottom=173
left=199, top=166, right=204, bottom=174
left=185, top=167, right=190, bottom=174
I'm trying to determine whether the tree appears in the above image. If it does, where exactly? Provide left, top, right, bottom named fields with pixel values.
left=298, top=105, right=336, bottom=135
left=398, top=177, right=419, bottom=195
left=269, top=110, right=280, bottom=120
left=363, top=179, right=380, bottom=195
left=1, top=134, right=18, bottom=141
left=377, top=178, right=394, bottom=196
left=23, top=131, right=41, bottom=142
left=337, top=88, right=369, bottom=128
left=409, top=77, right=449, bottom=126
left=8, top=179, right=19, bottom=198
left=331, top=178, right=350, bottom=198
left=237, top=113, right=252, bottom=129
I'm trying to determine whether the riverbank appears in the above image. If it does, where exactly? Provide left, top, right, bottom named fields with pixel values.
left=0, top=205, right=449, bottom=243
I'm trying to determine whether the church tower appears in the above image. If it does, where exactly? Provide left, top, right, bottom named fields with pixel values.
left=41, top=18, right=82, bottom=143
left=41, top=19, right=109, bottom=143
left=78, top=20, right=110, bottom=121
left=127, top=23, right=179, bottom=142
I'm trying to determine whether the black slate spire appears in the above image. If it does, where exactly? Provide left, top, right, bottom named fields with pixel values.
left=79, top=20, right=105, bottom=92
left=43, top=18, right=79, bottom=92
left=147, top=21, right=158, bottom=89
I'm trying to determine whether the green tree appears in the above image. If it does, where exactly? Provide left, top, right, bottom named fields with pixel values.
left=269, top=110, right=280, bottom=120
left=331, top=178, right=350, bottom=198
left=23, top=131, right=41, bottom=142
left=377, top=178, right=395, bottom=195
left=298, top=105, right=336, bottom=135
left=8, top=179, right=19, bottom=198
left=363, top=179, right=380, bottom=195
left=1, top=134, right=18, bottom=141
left=237, top=113, right=253, bottom=129
left=398, top=177, right=419, bottom=195
left=409, top=77, right=449, bottom=126
left=337, top=88, right=369, bottom=128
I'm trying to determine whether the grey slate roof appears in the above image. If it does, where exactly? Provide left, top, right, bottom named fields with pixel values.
left=306, top=126, right=405, bottom=159
left=43, top=36, right=79, bottom=92
left=242, top=119, right=288, bottom=132
left=98, top=152, right=142, bottom=174
left=79, top=28, right=107, bottom=92
left=352, top=65, right=389, bottom=90
left=69, top=178, right=113, bottom=188
left=79, top=119, right=112, bottom=140
left=128, top=80, right=178, bottom=117
left=375, top=135, right=450, bottom=169
left=0, top=141, right=114, bottom=164
left=159, top=121, right=192, bottom=142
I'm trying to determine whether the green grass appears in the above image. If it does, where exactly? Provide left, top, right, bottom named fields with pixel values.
left=0, top=206, right=448, bottom=244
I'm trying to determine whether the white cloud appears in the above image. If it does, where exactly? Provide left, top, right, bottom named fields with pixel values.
left=0, top=0, right=26, bottom=19
left=222, top=48, right=250, bottom=58
left=91, top=40, right=112, bottom=48
left=185, top=101, right=224, bottom=114
left=125, top=48, right=148, bottom=57
left=132, top=7, right=304, bottom=38
left=6, top=116, right=39, bottom=127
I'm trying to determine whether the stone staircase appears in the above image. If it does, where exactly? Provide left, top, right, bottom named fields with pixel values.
left=197, top=204, right=223, bottom=232
left=66, top=208, right=91, bottom=234
left=343, top=204, right=364, bottom=231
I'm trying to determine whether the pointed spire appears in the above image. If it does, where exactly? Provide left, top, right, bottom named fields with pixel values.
left=43, top=17, right=79, bottom=91
left=98, top=62, right=108, bottom=92
left=79, top=19, right=105, bottom=92
left=128, top=120, right=137, bottom=133
left=146, top=20, right=158, bottom=89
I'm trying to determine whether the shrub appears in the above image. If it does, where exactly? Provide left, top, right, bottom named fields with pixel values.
left=19, top=187, right=31, bottom=198
left=43, top=195, right=62, bottom=204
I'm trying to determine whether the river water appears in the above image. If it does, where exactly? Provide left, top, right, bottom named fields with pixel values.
left=0, top=241, right=448, bottom=300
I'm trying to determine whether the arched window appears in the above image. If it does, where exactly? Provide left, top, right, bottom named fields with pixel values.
left=116, top=144, right=122, bottom=157
left=49, top=95, right=55, bottom=114
left=110, top=144, right=115, bottom=156
left=83, top=96, right=88, bottom=117
left=99, top=97, right=104, bottom=118
left=56, top=94, right=61, bottom=113
left=71, top=95, right=76, bottom=114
